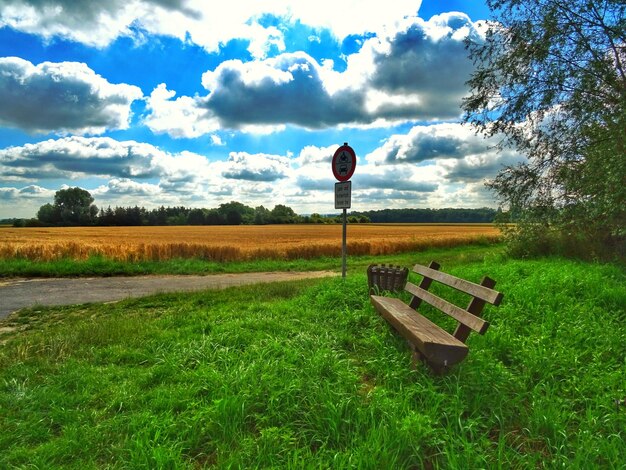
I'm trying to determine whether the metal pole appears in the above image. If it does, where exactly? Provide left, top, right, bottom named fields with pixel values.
left=342, top=207, right=347, bottom=278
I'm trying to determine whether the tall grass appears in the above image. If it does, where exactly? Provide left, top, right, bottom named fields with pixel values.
left=0, top=243, right=502, bottom=278
left=0, top=236, right=501, bottom=262
left=1, top=255, right=624, bottom=467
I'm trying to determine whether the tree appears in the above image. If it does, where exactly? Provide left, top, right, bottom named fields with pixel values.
left=204, top=209, right=224, bottom=225
left=463, top=0, right=625, bottom=258
left=37, top=203, right=60, bottom=225
left=218, top=201, right=254, bottom=225
left=187, top=208, right=206, bottom=225
left=37, top=187, right=98, bottom=225
left=270, top=204, right=299, bottom=224
left=253, top=206, right=271, bottom=225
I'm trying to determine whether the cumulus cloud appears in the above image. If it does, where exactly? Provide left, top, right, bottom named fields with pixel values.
left=201, top=53, right=367, bottom=129
left=440, top=149, right=524, bottom=182
left=143, top=84, right=220, bottom=138
left=0, top=0, right=422, bottom=57
left=364, top=122, right=524, bottom=184
left=221, top=152, right=290, bottom=182
left=356, top=188, right=430, bottom=203
left=0, top=136, right=304, bottom=213
left=367, top=123, right=495, bottom=164
left=355, top=171, right=438, bottom=192
left=0, top=184, right=54, bottom=200
left=294, top=144, right=336, bottom=166
left=361, top=13, right=481, bottom=119
left=92, top=178, right=163, bottom=197
left=0, top=0, right=201, bottom=48
left=0, top=57, right=143, bottom=135
left=0, top=121, right=513, bottom=218
left=144, top=14, right=483, bottom=135
left=296, top=175, right=336, bottom=191
left=0, top=136, right=216, bottom=188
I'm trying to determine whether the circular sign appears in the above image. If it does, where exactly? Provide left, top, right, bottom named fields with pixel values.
left=332, top=143, right=356, bottom=182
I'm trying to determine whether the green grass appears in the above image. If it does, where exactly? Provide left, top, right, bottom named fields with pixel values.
left=1, top=253, right=624, bottom=468
left=0, top=242, right=502, bottom=278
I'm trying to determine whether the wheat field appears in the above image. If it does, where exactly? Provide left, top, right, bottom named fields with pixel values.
left=0, top=224, right=500, bottom=262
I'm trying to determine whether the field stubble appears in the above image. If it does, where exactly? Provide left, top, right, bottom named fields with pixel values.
left=0, top=224, right=501, bottom=262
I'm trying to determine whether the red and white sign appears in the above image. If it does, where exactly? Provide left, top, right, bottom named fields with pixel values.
left=332, top=143, right=356, bottom=182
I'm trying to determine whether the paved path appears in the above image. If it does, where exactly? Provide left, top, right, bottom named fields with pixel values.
left=0, top=271, right=337, bottom=320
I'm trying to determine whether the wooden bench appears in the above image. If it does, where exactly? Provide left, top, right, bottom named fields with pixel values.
left=370, top=261, right=503, bottom=373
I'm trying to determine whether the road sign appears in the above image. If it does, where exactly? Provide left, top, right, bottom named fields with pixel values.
left=335, top=181, right=351, bottom=209
left=332, top=143, right=356, bottom=182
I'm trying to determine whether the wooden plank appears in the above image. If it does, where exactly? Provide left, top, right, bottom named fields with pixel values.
left=412, top=264, right=503, bottom=305
left=381, top=265, right=391, bottom=290
left=371, top=295, right=468, bottom=367
left=405, top=282, right=490, bottom=334
left=409, top=261, right=439, bottom=310
left=454, top=276, right=496, bottom=343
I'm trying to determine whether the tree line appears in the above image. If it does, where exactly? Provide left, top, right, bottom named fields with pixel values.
left=352, top=208, right=497, bottom=224
left=90, top=202, right=368, bottom=226
left=7, top=187, right=501, bottom=227
left=20, top=187, right=370, bottom=226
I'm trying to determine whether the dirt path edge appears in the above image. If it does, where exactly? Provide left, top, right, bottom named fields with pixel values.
left=0, top=271, right=338, bottom=320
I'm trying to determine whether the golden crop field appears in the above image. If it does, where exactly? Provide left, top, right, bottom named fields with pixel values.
left=0, top=224, right=500, bottom=262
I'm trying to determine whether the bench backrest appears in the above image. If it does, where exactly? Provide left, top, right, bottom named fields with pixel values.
left=406, top=261, right=503, bottom=343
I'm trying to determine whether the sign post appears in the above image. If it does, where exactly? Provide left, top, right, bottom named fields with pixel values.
left=332, top=143, right=356, bottom=279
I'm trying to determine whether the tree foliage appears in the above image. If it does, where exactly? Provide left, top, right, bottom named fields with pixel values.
left=37, top=187, right=98, bottom=225
left=463, top=0, right=625, bottom=258
left=36, top=196, right=367, bottom=227
left=352, top=208, right=497, bottom=223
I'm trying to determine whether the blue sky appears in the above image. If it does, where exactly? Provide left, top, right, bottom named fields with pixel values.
left=0, top=0, right=521, bottom=218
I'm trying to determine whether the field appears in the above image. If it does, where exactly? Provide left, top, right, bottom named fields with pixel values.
left=0, top=224, right=500, bottom=262
left=1, top=251, right=624, bottom=468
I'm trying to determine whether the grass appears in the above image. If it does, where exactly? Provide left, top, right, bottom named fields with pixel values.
left=0, top=242, right=501, bottom=278
left=0, top=252, right=625, bottom=468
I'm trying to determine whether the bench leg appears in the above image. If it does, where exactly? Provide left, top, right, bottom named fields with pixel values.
left=428, top=363, right=448, bottom=376
left=408, top=342, right=449, bottom=375
left=409, top=344, right=423, bottom=370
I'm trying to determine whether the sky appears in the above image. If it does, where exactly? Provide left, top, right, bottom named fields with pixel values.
left=0, top=0, right=523, bottom=218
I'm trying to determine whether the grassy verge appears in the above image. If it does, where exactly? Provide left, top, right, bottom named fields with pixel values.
left=1, top=254, right=624, bottom=468
left=0, top=242, right=502, bottom=278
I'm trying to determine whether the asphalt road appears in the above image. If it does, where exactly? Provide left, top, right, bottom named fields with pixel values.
left=0, top=271, right=337, bottom=320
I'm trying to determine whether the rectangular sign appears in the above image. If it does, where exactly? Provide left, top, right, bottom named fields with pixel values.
left=335, top=181, right=352, bottom=209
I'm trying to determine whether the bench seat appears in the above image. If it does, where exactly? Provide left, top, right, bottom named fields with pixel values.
left=371, top=295, right=469, bottom=367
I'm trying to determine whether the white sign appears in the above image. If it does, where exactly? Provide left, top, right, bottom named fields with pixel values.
left=335, top=181, right=351, bottom=209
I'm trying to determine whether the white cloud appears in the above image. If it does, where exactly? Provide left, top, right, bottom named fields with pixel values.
left=210, top=135, right=224, bottom=146
left=294, top=144, right=336, bottom=167
left=367, top=122, right=502, bottom=165
left=0, top=184, right=54, bottom=200
left=0, top=136, right=218, bottom=192
left=0, top=119, right=514, bottom=218
left=143, top=83, right=220, bottom=138
left=144, top=14, right=484, bottom=136
left=0, top=0, right=423, bottom=57
left=220, top=151, right=291, bottom=182
left=93, top=178, right=163, bottom=197
left=0, top=184, right=56, bottom=218
left=0, top=57, right=142, bottom=134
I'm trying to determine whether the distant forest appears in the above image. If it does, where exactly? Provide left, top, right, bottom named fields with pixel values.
left=352, top=208, right=497, bottom=223
left=5, top=205, right=497, bottom=227
left=3, top=187, right=497, bottom=227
